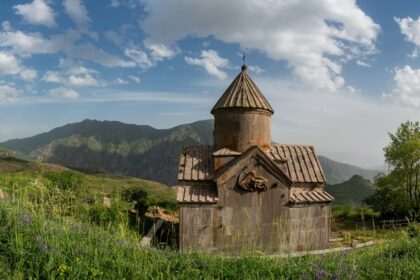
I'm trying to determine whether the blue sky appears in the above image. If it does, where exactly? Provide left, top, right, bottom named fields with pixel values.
left=0, top=0, right=420, bottom=168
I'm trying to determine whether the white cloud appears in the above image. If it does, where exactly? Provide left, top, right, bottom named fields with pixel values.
left=0, top=52, right=39, bottom=81
left=19, top=68, right=37, bottom=81
left=0, top=84, right=20, bottom=101
left=49, top=87, right=80, bottom=99
left=105, top=30, right=123, bottom=46
left=128, top=75, right=140, bottom=83
left=0, top=29, right=81, bottom=55
left=74, top=44, right=136, bottom=68
left=0, top=52, right=21, bottom=75
left=185, top=49, right=229, bottom=79
left=108, top=0, right=141, bottom=9
left=141, top=0, right=380, bottom=92
left=2, top=21, right=12, bottom=32
left=66, top=65, right=97, bottom=75
left=68, top=74, right=98, bottom=87
left=121, top=41, right=177, bottom=69
left=248, top=65, right=265, bottom=74
left=0, top=30, right=57, bottom=54
left=14, top=0, right=56, bottom=27
left=42, top=71, right=63, bottom=83
left=395, top=17, right=420, bottom=57
left=115, top=78, right=129, bottom=84
left=63, top=0, right=90, bottom=26
left=109, top=0, right=120, bottom=8
left=356, top=60, right=371, bottom=67
left=43, top=70, right=98, bottom=87
left=385, top=65, right=420, bottom=108
left=0, top=28, right=135, bottom=69
left=144, top=40, right=178, bottom=61
left=124, top=48, right=153, bottom=68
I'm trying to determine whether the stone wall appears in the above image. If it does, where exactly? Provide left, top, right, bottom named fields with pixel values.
left=214, top=109, right=271, bottom=152
left=214, top=154, right=291, bottom=253
left=179, top=204, right=217, bottom=252
left=179, top=202, right=332, bottom=254
left=287, top=204, right=331, bottom=252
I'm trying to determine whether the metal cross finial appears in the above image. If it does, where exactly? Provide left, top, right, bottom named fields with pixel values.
left=241, top=53, right=247, bottom=71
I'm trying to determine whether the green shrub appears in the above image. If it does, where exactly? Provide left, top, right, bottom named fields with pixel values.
left=0, top=256, right=12, bottom=280
left=332, top=205, right=351, bottom=219
left=407, top=223, right=420, bottom=238
left=88, top=205, right=119, bottom=226
left=156, top=199, right=178, bottom=212
left=121, top=186, right=147, bottom=202
left=43, top=171, right=83, bottom=191
left=122, top=187, right=148, bottom=216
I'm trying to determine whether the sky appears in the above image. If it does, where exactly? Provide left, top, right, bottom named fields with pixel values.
left=0, top=0, right=420, bottom=168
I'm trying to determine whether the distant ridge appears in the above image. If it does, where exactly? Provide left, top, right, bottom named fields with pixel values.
left=0, top=119, right=378, bottom=186
left=326, top=175, right=375, bottom=206
left=318, top=156, right=378, bottom=184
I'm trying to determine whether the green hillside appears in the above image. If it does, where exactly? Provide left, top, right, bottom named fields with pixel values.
left=0, top=119, right=378, bottom=186
left=326, top=175, right=375, bottom=206
left=0, top=152, right=176, bottom=206
left=1, top=119, right=213, bottom=186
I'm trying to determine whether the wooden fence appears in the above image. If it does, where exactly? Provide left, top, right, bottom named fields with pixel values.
left=379, top=219, right=411, bottom=229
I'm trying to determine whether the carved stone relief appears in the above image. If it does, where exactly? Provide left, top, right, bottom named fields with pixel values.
left=238, top=170, right=268, bottom=191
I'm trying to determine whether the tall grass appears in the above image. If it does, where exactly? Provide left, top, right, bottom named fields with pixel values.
left=1, top=173, right=420, bottom=279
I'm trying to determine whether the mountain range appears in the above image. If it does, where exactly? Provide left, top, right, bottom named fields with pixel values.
left=0, top=119, right=378, bottom=187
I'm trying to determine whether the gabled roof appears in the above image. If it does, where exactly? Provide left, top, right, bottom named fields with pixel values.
left=268, top=144, right=326, bottom=183
left=177, top=184, right=218, bottom=204
left=214, top=145, right=293, bottom=186
left=177, top=144, right=326, bottom=184
left=211, top=66, right=274, bottom=114
left=289, top=189, right=334, bottom=204
left=178, top=145, right=214, bottom=182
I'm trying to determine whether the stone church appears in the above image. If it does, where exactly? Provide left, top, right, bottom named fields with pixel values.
left=176, top=64, right=334, bottom=254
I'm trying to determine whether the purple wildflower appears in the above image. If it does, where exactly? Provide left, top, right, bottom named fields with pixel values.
left=36, top=235, right=48, bottom=252
left=316, top=269, right=328, bottom=280
left=18, top=212, right=33, bottom=226
left=311, top=264, right=329, bottom=280
left=311, top=264, right=320, bottom=270
left=342, top=248, right=351, bottom=256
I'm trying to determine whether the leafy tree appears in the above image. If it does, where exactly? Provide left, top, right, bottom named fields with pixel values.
left=365, top=121, right=420, bottom=219
left=364, top=182, right=409, bottom=219
left=384, top=121, right=420, bottom=218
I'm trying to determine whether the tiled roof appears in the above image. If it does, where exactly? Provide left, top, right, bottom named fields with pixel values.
left=211, top=66, right=274, bottom=114
left=177, top=145, right=214, bottom=181
left=268, top=145, right=326, bottom=183
left=177, top=185, right=218, bottom=203
left=289, top=190, right=334, bottom=203
left=178, top=144, right=326, bottom=184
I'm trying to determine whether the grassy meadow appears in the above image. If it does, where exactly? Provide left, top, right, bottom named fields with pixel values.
left=1, top=157, right=420, bottom=279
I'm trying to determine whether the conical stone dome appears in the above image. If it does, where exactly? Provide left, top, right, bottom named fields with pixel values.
left=211, top=65, right=273, bottom=114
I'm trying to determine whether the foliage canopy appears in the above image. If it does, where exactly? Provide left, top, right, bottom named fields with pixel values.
left=365, top=121, right=420, bottom=219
